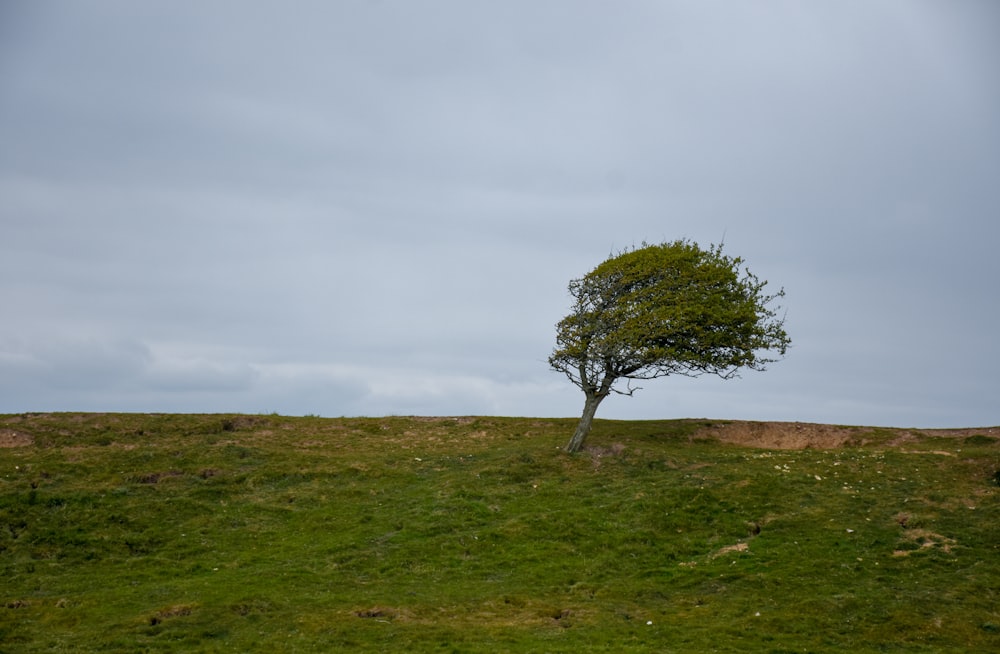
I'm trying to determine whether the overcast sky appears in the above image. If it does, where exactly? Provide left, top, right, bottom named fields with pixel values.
left=1, top=1, right=998, bottom=428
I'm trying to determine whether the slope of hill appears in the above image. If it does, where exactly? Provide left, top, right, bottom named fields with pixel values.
left=1, top=413, right=998, bottom=652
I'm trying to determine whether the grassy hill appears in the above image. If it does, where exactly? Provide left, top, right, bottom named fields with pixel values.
left=1, top=413, right=998, bottom=652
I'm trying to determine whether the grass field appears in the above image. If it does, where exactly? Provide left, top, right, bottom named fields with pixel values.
left=1, top=413, right=998, bottom=652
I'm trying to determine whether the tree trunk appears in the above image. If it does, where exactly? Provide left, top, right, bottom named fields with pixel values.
left=565, top=392, right=605, bottom=453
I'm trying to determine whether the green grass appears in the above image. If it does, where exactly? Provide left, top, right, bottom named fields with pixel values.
left=1, top=413, right=998, bottom=652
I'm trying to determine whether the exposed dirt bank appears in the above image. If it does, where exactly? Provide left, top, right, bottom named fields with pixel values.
left=699, top=420, right=997, bottom=450
left=0, top=429, right=33, bottom=448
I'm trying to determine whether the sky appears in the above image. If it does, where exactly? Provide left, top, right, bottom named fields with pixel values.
left=1, top=1, right=998, bottom=428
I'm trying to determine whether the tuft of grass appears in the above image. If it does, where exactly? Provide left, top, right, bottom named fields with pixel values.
left=1, top=413, right=998, bottom=652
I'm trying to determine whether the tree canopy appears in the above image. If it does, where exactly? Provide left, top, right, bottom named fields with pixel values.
left=550, top=240, right=790, bottom=453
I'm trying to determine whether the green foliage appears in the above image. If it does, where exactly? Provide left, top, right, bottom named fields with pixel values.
left=1, top=413, right=998, bottom=652
left=552, top=240, right=788, bottom=389
left=551, top=240, right=790, bottom=451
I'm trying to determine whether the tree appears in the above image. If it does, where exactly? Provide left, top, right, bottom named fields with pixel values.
left=549, top=240, right=790, bottom=453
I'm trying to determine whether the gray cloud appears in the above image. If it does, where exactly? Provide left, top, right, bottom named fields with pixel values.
left=1, top=1, right=997, bottom=426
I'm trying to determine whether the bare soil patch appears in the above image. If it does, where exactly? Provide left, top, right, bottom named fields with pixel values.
left=0, top=429, right=33, bottom=448
left=698, top=421, right=997, bottom=450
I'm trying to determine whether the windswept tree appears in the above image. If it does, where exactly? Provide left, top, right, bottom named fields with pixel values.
left=550, top=240, right=790, bottom=453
